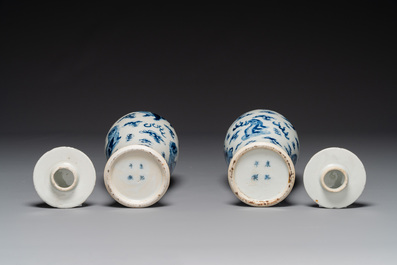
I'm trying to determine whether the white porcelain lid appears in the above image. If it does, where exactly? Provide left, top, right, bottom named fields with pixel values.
left=104, top=145, right=170, bottom=207
left=228, top=142, right=295, bottom=206
left=303, top=147, right=366, bottom=208
left=33, top=147, right=96, bottom=208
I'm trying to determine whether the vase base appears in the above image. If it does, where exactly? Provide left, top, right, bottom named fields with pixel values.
left=228, top=142, right=295, bottom=207
left=104, top=145, right=170, bottom=208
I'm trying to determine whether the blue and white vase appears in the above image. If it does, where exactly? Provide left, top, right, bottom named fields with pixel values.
left=224, top=109, right=300, bottom=206
left=104, top=111, right=179, bottom=207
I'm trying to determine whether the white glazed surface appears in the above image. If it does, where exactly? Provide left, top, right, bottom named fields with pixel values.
left=33, top=147, right=96, bottom=208
left=224, top=109, right=299, bottom=206
left=303, top=147, right=366, bottom=208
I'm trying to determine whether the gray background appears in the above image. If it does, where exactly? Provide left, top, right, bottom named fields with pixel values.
left=1, top=2, right=396, bottom=264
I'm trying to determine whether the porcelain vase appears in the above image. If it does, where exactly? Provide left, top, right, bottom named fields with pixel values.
left=224, top=109, right=299, bottom=206
left=104, top=111, right=179, bottom=207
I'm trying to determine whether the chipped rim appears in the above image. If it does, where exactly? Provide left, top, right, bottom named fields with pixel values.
left=228, top=142, right=295, bottom=207
left=104, top=145, right=170, bottom=208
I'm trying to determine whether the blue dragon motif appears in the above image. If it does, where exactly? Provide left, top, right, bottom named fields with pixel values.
left=241, top=119, right=271, bottom=140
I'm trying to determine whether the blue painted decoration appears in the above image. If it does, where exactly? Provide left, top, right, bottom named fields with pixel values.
left=105, top=111, right=179, bottom=174
left=224, top=109, right=299, bottom=166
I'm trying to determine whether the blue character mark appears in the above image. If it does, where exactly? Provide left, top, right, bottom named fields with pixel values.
left=164, top=124, right=175, bottom=139
left=140, top=164, right=143, bottom=169
left=128, top=175, right=133, bottom=180
left=126, top=133, right=134, bottom=142
left=254, top=161, right=259, bottom=167
left=265, top=175, right=271, bottom=180
left=265, top=161, right=271, bottom=167
left=106, top=125, right=121, bottom=158
left=241, top=119, right=271, bottom=140
left=252, top=174, right=259, bottom=181
left=169, top=141, right=178, bottom=172
left=140, top=130, right=165, bottom=144
left=140, top=175, right=145, bottom=181
left=129, top=163, right=133, bottom=169
left=123, top=120, right=143, bottom=127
